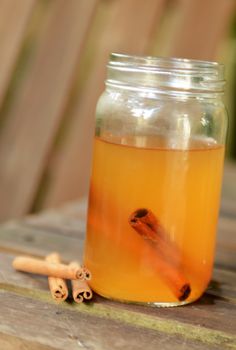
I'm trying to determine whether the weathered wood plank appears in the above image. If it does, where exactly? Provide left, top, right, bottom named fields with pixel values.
left=1, top=167, right=235, bottom=348
left=0, top=332, right=57, bottom=350
left=216, top=216, right=236, bottom=270
left=0, top=252, right=49, bottom=292
left=1, top=250, right=235, bottom=304
left=220, top=198, right=236, bottom=219
left=0, top=253, right=236, bottom=304
left=221, top=162, right=236, bottom=217
left=168, top=0, right=236, bottom=60
left=1, top=249, right=236, bottom=337
left=22, top=199, right=88, bottom=237
left=0, top=0, right=35, bottom=107
left=0, top=196, right=236, bottom=349
left=0, top=0, right=98, bottom=221
left=44, top=0, right=168, bottom=208
left=0, top=223, right=84, bottom=261
left=1, top=284, right=236, bottom=350
left=3, top=288, right=234, bottom=350
left=211, top=268, right=236, bottom=300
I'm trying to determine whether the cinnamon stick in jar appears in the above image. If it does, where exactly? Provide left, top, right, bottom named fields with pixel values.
left=129, top=209, right=181, bottom=266
left=45, top=253, right=68, bottom=302
left=129, top=208, right=191, bottom=301
left=12, top=256, right=87, bottom=280
left=69, top=261, right=93, bottom=303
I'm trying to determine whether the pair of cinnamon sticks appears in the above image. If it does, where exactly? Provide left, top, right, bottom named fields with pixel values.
left=12, top=253, right=92, bottom=303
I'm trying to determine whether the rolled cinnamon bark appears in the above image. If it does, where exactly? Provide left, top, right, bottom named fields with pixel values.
left=129, top=209, right=181, bottom=266
left=129, top=208, right=191, bottom=301
left=82, top=266, right=92, bottom=281
left=46, top=253, right=68, bottom=302
left=69, top=261, right=93, bottom=303
left=12, top=256, right=86, bottom=280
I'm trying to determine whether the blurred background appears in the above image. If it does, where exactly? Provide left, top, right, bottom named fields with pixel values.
left=0, top=0, right=236, bottom=222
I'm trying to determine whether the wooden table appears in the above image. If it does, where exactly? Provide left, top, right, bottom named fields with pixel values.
left=0, top=163, right=236, bottom=350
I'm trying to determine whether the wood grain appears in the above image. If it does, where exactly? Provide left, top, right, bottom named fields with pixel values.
left=3, top=289, right=234, bottom=350
left=221, top=162, right=236, bottom=217
left=168, top=0, right=236, bottom=60
left=0, top=222, right=84, bottom=261
left=0, top=0, right=98, bottom=221
left=0, top=253, right=236, bottom=350
left=0, top=332, right=57, bottom=350
left=0, top=250, right=236, bottom=349
left=0, top=0, right=35, bottom=107
left=0, top=249, right=235, bottom=308
left=23, top=199, right=88, bottom=237
left=0, top=195, right=236, bottom=349
left=44, top=0, right=168, bottom=208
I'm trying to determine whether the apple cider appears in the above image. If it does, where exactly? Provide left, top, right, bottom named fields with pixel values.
left=84, top=136, right=224, bottom=304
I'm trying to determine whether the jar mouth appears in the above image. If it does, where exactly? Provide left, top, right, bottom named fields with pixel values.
left=106, top=53, right=225, bottom=96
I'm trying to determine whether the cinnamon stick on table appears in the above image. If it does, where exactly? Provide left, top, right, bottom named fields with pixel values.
left=12, top=256, right=89, bottom=280
left=69, top=261, right=93, bottom=303
left=45, top=253, right=68, bottom=302
left=129, top=208, right=191, bottom=301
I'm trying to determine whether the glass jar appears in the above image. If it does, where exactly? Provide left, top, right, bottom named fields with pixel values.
left=84, top=53, right=227, bottom=306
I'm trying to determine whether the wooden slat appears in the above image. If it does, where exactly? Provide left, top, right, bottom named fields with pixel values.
left=216, top=216, right=236, bottom=270
left=0, top=253, right=49, bottom=292
left=0, top=0, right=35, bottom=107
left=211, top=268, right=236, bottom=301
left=0, top=250, right=235, bottom=307
left=0, top=250, right=236, bottom=349
left=22, top=199, right=88, bottom=237
left=168, top=0, right=236, bottom=60
left=0, top=332, right=56, bottom=350
left=220, top=198, right=236, bottom=218
left=0, top=222, right=84, bottom=261
left=1, top=211, right=236, bottom=270
left=1, top=170, right=236, bottom=348
left=44, top=0, right=168, bottom=208
left=220, top=162, right=236, bottom=217
left=3, top=290, right=234, bottom=350
left=0, top=0, right=98, bottom=221
left=222, top=162, right=236, bottom=202
left=1, top=202, right=236, bottom=349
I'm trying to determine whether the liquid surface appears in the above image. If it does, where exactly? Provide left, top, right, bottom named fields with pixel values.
left=84, top=136, right=225, bottom=303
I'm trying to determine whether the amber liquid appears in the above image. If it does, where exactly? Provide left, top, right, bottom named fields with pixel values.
left=84, top=136, right=225, bottom=304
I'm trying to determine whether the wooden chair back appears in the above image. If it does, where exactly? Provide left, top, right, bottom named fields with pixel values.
left=0, top=0, right=235, bottom=221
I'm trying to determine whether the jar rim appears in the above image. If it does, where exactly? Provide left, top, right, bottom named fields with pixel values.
left=106, top=53, right=225, bottom=97
left=108, top=53, right=224, bottom=73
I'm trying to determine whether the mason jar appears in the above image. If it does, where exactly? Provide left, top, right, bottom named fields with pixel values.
left=84, top=53, right=227, bottom=306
